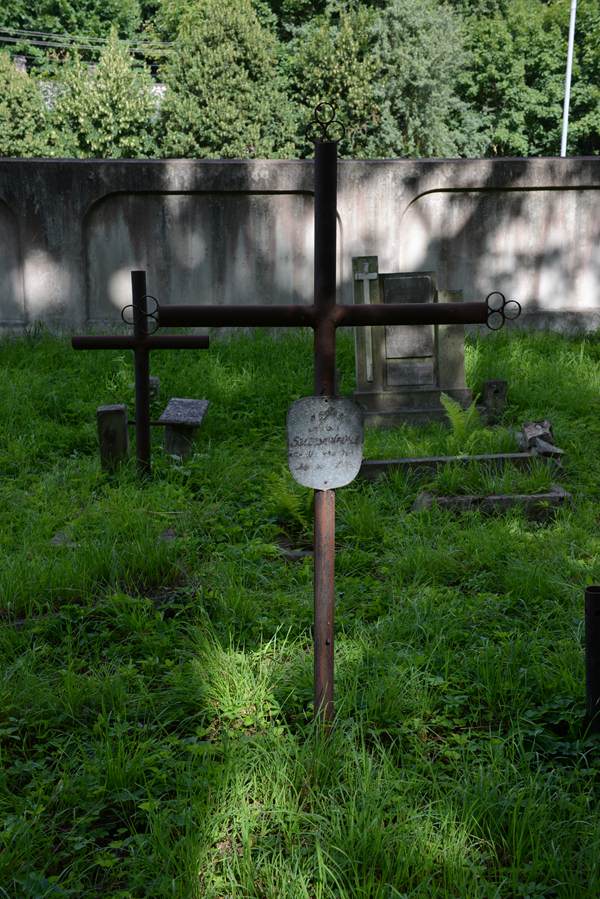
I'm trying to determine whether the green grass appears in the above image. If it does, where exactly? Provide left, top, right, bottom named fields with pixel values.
left=1, top=328, right=599, bottom=898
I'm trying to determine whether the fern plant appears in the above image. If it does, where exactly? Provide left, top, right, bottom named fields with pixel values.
left=440, top=392, right=481, bottom=455
left=265, top=470, right=313, bottom=542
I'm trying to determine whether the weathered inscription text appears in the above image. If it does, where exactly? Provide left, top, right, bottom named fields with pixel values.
left=287, top=396, right=364, bottom=490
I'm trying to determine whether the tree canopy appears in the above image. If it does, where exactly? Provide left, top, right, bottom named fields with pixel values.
left=160, top=0, right=296, bottom=158
left=0, top=0, right=596, bottom=159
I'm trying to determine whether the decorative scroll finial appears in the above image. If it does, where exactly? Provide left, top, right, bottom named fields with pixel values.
left=306, top=102, right=345, bottom=143
left=121, top=293, right=160, bottom=335
left=486, top=291, right=522, bottom=331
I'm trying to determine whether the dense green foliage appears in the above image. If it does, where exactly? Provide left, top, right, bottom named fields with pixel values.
left=286, top=4, right=381, bottom=157
left=50, top=32, right=159, bottom=158
left=1, top=329, right=600, bottom=895
left=463, top=0, right=600, bottom=156
left=160, top=0, right=296, bottom=158
left=0, top=53, right=51, bottom=156
left=374, top=0, right=487, bottom=157
left=0, top=0, right=142, bottom=39
left=0, top=1, right=597, bottom=156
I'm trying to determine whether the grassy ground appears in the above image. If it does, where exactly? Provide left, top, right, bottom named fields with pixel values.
left=1, top=328, right=599, bottom=898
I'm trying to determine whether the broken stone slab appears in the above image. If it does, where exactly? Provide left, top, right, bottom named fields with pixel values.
left=279, top=546, right=314, bottom=562
left=158, top=398, right=209, bottom=459
left=531, top=437, right=565, bottom=458
left=517, top=420, right=565, bottom=458
left=413, top=484, right=571, bottom=520
left=359, top=450, right=557, bottom=481
left=521, top=419, right=554, bottom=447
left=276, top=536, right=313, bottom=562
left=50, top=530, right=78, bottom=548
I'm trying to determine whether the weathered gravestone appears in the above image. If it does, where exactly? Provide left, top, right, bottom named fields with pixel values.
left=352, top=255, right=471, bottom=425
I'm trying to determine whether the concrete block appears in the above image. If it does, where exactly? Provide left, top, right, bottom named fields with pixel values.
left=97, top=404, right=129, bottom=470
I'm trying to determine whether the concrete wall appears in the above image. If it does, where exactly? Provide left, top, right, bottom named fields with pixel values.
left=0, top=156, right=598, bottom=333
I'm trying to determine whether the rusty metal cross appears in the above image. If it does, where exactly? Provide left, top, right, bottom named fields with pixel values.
left=156, top=106, right=518, bottom=722
left=72, top=271, right=209, bottom=475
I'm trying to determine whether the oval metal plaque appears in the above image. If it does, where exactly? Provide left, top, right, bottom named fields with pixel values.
left=287, top=396, right=364, bottom=490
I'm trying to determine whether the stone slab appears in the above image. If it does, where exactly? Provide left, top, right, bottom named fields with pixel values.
left=159, top=398, right=209, bottom=427
left=96, top=403, right=129, bottom=471
left=382, top=273, right=436, bottom=304
left=385, top=326, right=434, bottom=359
left=386, top=358, right=435, bottom=387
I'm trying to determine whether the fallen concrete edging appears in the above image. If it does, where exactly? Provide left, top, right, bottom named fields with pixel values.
left=412, top=484, right=572, bottom=520
left=358, top=450, right=558, bottom=481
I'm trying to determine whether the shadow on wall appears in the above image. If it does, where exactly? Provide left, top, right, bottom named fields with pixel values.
left=83, top=159, right=323, bottom=327
left=0, top=156, right=598, bottom=333
left=0, top=199, right=25, bottom=325
left=340, top=158, right=600, bottom=333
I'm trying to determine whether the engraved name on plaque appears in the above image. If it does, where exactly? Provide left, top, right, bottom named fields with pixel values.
left=287, top=396, right=364, bottom=490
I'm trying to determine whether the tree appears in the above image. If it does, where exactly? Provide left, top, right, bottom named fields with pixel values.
left=554, top=0, right=600, bottom=155
left=267, top=0, right=328, bottom=36
left=159, top=0, right=296, bottom=158
left=0, top=52, right=51, bottom=156
left=0, top=0, right=142, bottom=39
left=373, top=0, right=487, bottom=157
left=460, top=10, right=531, bottom=156
left=50, top=32, right=158, bottom=158
left=285, top=4, right=381, bottom=158
left=461, top=0, right=599, bottom=157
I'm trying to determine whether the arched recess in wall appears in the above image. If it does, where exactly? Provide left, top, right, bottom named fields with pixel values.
left=397, top=186, right=600, bottom=327
left=83, top=189, right=343, bottom=326
left=0, top=199, right=25, bottom=328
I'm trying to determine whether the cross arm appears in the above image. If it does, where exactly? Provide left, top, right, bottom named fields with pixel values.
left=72, top=335, right=210, bottom=350
left=334, top=301, right=488, bottom=327
left=157, top=304, right=316, bottom=329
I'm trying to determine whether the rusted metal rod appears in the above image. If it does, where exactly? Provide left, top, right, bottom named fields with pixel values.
left=132, top=271, right=151, bottom=476
left=72, top=335, right=209, bottom=350
left=158, top=301, right=489, bottom=332
left=335, top=301, right=488, bottom=327
left=314, top=488, right=336, bottom=719
left=312, top=140, right=339, bottom=724
left=585, top=585, right=600, bottom=732
left=159, top=304, right=315, bottom=329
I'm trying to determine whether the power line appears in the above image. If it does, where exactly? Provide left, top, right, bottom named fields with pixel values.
left=0, top=26, right=173, bottom=46
left=0, top=26, right=173, bottom=54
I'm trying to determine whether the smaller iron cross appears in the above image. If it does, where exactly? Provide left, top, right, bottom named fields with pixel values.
left=72, top=271, right=210, bottom=475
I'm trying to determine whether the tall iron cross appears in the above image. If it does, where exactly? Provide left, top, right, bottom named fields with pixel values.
left=157, top=106, right=519, bottom=722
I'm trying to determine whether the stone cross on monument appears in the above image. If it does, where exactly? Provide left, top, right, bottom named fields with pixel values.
left=354, top=262, right=378, bottom=381
left=156, top=104, right=520, bottom=723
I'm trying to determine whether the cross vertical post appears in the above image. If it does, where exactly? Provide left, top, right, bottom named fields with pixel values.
left=313, top=138, right=339, bottom=721
left=132, top=270, right=151, bottom=475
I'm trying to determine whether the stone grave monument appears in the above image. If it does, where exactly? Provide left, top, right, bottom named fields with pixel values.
left=352, top=255, right=472, bottom=426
